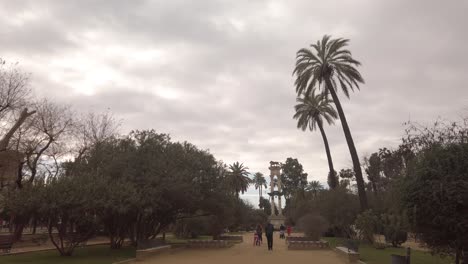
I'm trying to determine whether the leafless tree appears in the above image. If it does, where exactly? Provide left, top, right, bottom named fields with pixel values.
left=0, top=60, right=36, bottom=151
left=73, top=111, right=119, bottom=160
left=14, top=100, right=74, bottom=186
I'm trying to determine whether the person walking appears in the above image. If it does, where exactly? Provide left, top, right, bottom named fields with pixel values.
left=265, top=222, right=274, bottom=250
left=256, top=224, right=263, bottom=244
left=287, top=225, right=292, bottom=236
left=279, top=224, right=286, bottom=239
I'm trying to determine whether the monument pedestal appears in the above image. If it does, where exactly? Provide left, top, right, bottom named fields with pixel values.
left=268, top=215, right=285, bottom=229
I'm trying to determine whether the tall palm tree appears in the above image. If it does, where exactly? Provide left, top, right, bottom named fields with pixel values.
left=293, top=35, right=368, bottom=210
left=253, top=172, right=267, bottom=206
left=293, top=90, right=338, bottom=189
left=306, top=180, right=323, bottom=199
left=228, top=162, right=251, bottom=198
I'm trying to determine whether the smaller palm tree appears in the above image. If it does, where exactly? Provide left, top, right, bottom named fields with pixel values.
left=228, top=162, right=251, bottom=197
left=293, top=89, right=338, bottom=189
left=306, top=180, right=324, bottom=198
left=253, top=172, right=267, bottom=206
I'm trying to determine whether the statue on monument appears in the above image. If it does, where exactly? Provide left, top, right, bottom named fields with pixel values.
left=267, top=161, right=285, bottom=228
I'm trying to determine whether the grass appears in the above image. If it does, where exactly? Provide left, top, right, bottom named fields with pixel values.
left=0, top=245, right=136, bottom=264
left=323, top=237, right=453, bottom=264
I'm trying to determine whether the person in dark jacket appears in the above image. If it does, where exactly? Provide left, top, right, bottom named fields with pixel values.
left=265, top=222, right=274, bottom=250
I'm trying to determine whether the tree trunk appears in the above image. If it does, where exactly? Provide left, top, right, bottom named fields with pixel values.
left=317, top=121, right=336, bottom=189
left=32, top=216, right=37, bottom=234
left=326, top=79, right=368, bottom=210
left=0, top=108, right=36, bottom=151
left=258, top=186, right=262, bottom=207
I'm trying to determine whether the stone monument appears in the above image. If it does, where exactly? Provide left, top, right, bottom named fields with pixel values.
left=267, top=161, right=285, bottom=228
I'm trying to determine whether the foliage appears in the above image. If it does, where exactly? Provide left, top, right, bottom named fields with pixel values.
left=259, top=196, right=272, bottom=216
left=355, top=210, right=379, bottom=243
left=297, top=213, right=328, bottom=240
left=227, top=162, right=251, bottom=197
left=0, top=245, right=136, bottom=264
left=381, top=213, right=408, bottom=247
left=4, top=129, right=240, bottom=256
left=323, top=237, right=453, bottom=264
left=253, top=172, right=267, bottom=206
left=293, top=35, right=367, bottom=210
left=173, top=215, right=215, bottom=239
left=39, top=175, right=98, bottom=256
left=318, top=188, right=360, bottom=237
left=403, top=142, right=468, bottom=262
left=294, top=90, right=338, bottom=189
left=306, top=180, right=323, bottom=198
left=280, top=157, right=308, bottom=199
left=293, top=90, right=338, bottom=132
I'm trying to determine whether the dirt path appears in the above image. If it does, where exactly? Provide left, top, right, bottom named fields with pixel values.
left=140, top=233, right=345, bottom=264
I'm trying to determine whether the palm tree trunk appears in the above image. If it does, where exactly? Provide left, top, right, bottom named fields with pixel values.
left=258, top=186, right=262, bottom=206
left=326, top=79, right=368, bottom=210
left=317, top=121, right=336, bottom=188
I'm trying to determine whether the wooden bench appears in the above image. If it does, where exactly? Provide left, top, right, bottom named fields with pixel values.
left=0, top=235, right=14, bottom=253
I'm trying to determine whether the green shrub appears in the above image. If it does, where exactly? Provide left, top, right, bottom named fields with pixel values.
left=355, top=209, right=379, bottom=243
left=297, top=213, right=328, bottom=240
left=381, top=213, right=408, bottom=247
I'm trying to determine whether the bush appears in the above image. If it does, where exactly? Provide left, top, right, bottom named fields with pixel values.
left=297, top=213, right=328, bottom=240
left=381, top=213, right=408, bottom=247
left=355, top=210, right=379, bottom=243
left=173, top=216, right=213, bottom=239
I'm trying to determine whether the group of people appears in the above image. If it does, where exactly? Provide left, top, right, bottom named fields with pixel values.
left=254, top=223, right=292, bottom=251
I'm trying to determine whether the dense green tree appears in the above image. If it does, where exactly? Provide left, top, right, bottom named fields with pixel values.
left=355, top=209, right=379, bottom=243
left=41, top=175, right=98, bottom=256
left=403, top=143, right=468, bottom=263
left=281, top=157, right=308, bottom=199
left=68, top=130, right=235, bottom=247
left=318, top=188, right=360, bottom=237
left=258, top=196, right=272, bottom=216
left=306, top=180, right=324, bottom=199
left=293, top=35, right=367, bottom=210
left=365, top=152, right=381, bottom=196
left=227, top=162, right=251, bottom=197
left=253, top=172, right=267, bottom=206
left=294, top=90, right=338, bottom=189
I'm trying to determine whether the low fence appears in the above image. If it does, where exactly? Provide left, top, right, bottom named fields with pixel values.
left=187, top=240, right=232, bottom=249
left=287, top=240, right=329, bottom=250
left=217, top=235, right=243, bottom=243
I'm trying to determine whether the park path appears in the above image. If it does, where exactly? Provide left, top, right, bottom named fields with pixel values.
left=140, top=233, right=345, bottom=264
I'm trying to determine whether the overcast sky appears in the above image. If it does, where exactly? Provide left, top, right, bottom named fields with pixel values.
left=1, top=0, right=467, bottom=205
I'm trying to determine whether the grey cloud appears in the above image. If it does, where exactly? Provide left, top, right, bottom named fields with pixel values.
left=1, top=0, right=467, bottom=189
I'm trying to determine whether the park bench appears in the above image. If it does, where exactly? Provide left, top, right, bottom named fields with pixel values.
left=0, top=235, right=14, bottom=253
